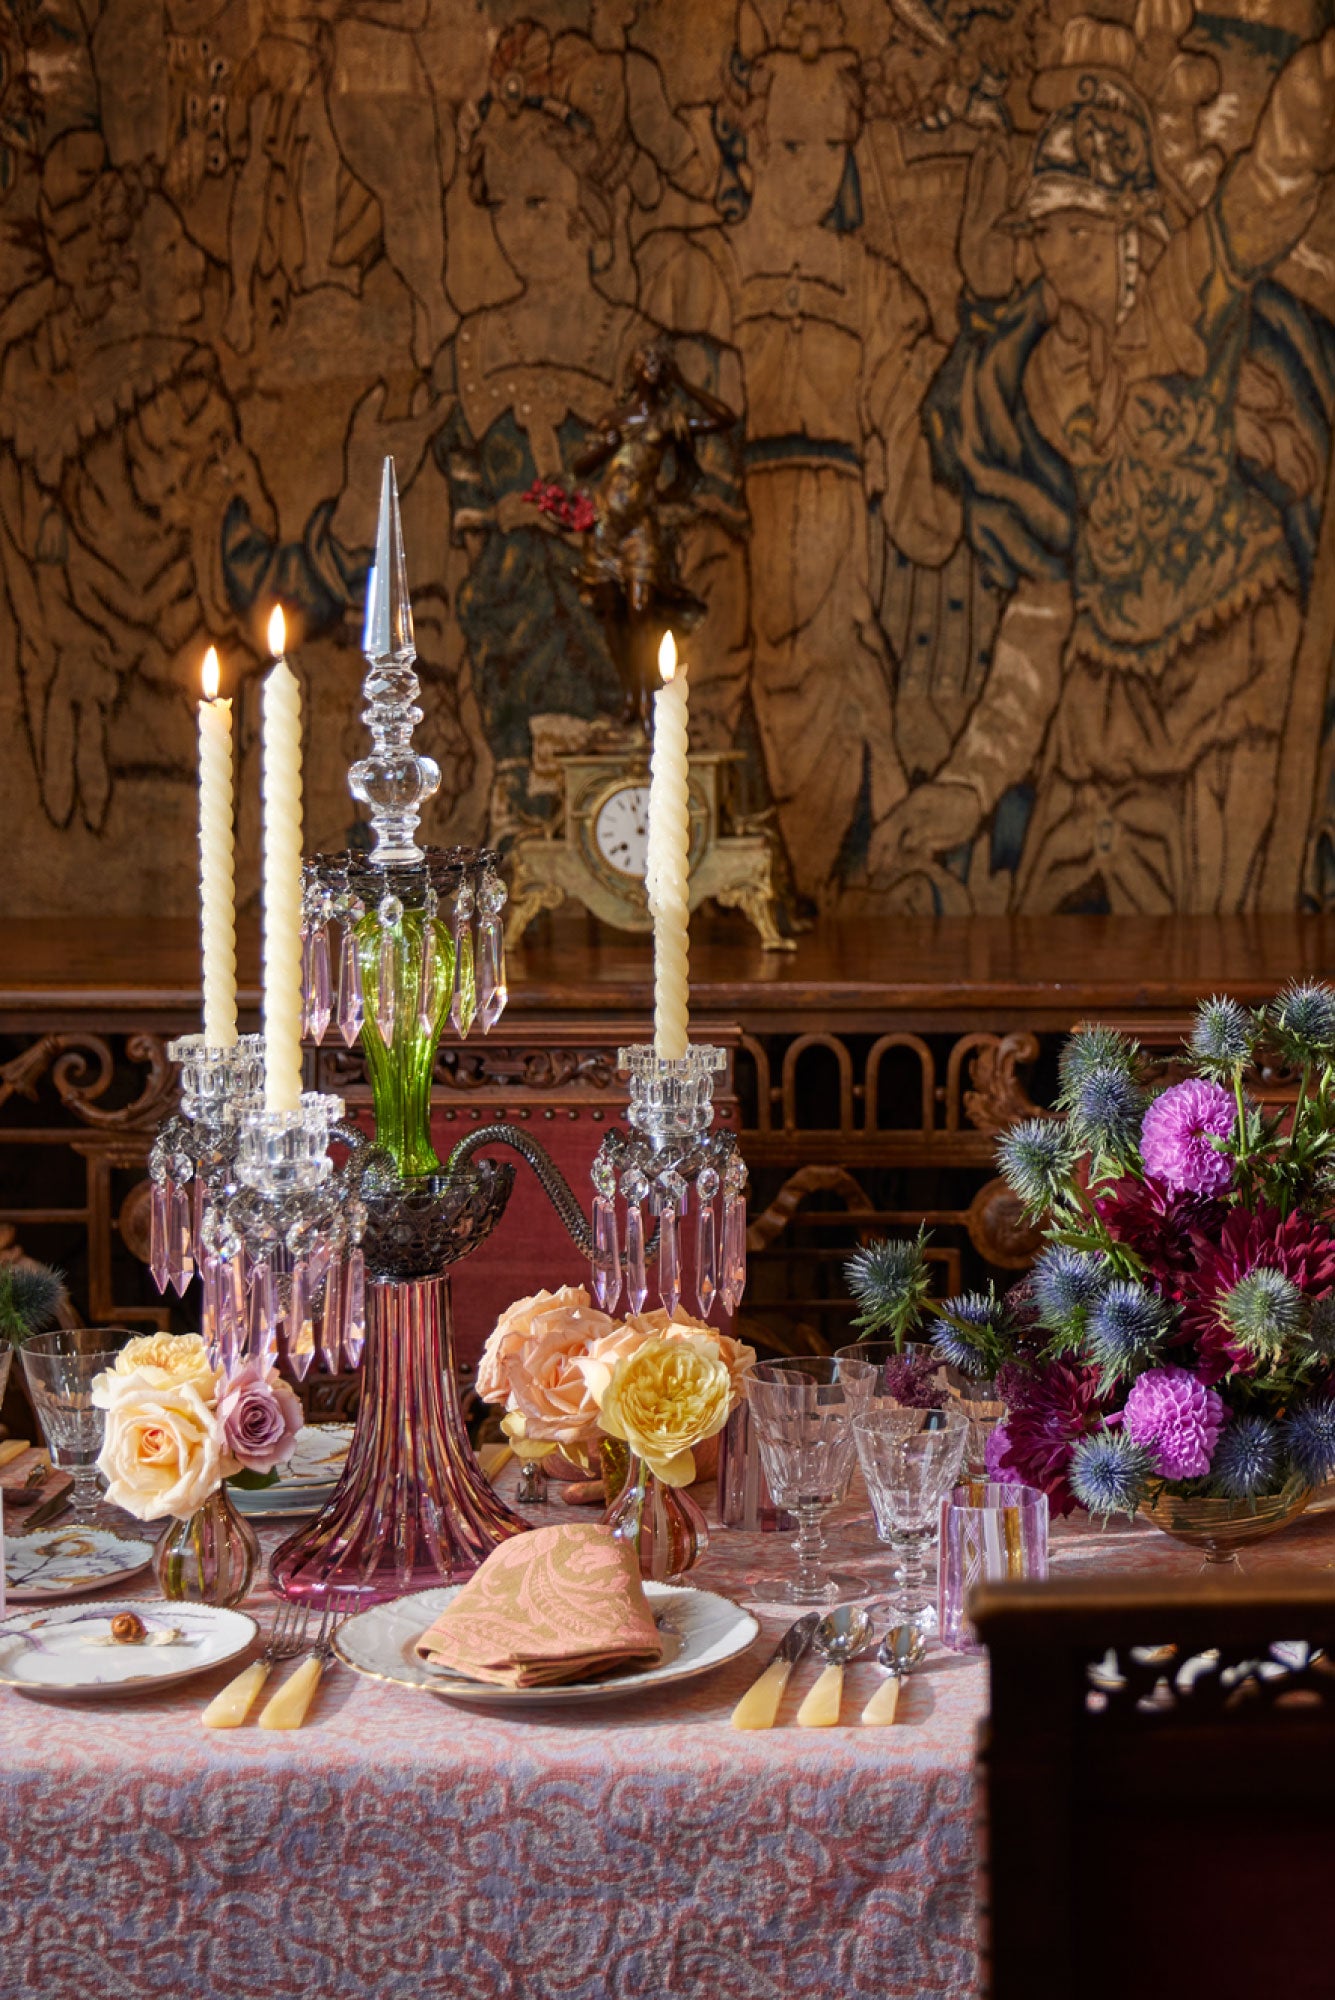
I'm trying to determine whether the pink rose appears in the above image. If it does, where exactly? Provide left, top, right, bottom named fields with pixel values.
left=217, top=1359, right=303, bottom=1474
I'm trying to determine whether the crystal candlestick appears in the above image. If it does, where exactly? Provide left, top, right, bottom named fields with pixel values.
left=149, top=1033, right=264, bottom=1300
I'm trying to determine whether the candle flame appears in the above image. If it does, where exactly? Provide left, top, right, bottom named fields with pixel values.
left=267, top=605, right=286, bottom=659
left=657, top=630, right=677, bottom=684
left=201, top=646, right=220, bottom=702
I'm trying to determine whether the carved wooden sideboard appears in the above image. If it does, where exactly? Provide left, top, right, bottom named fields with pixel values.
left=2, top=913, right=1332, bottom=1359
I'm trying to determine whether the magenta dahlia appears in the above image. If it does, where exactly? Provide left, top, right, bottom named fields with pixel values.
left=1095, top=1174, right=1223, bottom=1306
left=1123, top=1365, right=1226, bottom=1480
left=989, top=1360, right=1103, bottom=1515
left=1139, top=1080, right=1235, bottom=1196
left=1181, top=1203, right=1335, bottom=1383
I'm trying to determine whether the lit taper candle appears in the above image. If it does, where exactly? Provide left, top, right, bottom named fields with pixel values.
left=261, top=605, right=304, bottom=1111
left=646, top=630, right=690, bottom=1060
left=198, top=646, right=238, bottom=1047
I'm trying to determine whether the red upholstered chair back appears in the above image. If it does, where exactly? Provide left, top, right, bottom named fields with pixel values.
left=972, top=1573, right=1335, bottom=2000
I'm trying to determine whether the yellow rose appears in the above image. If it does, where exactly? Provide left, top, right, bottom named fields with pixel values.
left=594, top=1334, right=733, bottom=1487
left=111, top=1332, right=216, bottom=1391
left=95, top=1373, right=239, bottom=1521
left=619, top=1309, right=756, bottom=1404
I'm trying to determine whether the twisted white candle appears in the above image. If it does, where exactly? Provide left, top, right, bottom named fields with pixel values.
left=262, top=606, right=304, bottom=1111
left=646, top=631, right=690, bottom=1061
left=198, top=647, right=238, bottom=1047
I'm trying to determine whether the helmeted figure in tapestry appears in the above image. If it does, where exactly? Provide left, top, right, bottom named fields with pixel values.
left=875, top=13, right=1335, bottom=916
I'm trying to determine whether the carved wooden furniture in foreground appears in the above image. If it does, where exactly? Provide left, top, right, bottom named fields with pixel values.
left=974, top=1573, right=1335, bottom=2000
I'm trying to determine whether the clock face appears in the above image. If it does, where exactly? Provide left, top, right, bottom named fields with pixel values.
left=593, top=784, right=652, bottom=877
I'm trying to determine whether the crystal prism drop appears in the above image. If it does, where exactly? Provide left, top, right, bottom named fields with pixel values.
left=337, top=925, right=365, bottom=1047
left=658, top=1204, right=681, bottom=1316
left=149, top=1180, right=169, bottom=1292
left=418, top=918, right=439, bottom=1034
left=200, top=1254, right=221, bottom=1366
left=300, top=928, right=314, bottom=1037
left=191, top=1173, right=206, bottom=1263
left=249, top=1261, right=278, bottom=1371
left=344, top=1248, right=367, bottom=1367
left=287, top=1260, right=315, bottom=1380
left=223, top=1258, right=246, bottom=1368
left=317, top=1259, right=343, bottom=1373
left=722, top=1193, right=748, bottom=1315
left=625, top=1205, right=648, bottom=1315
left=450, top=921, right=477, bottom=1037
left=375, top=926, right=398, bottom=1044
left=309, top=926, right=332, bottom=1043
left=478, top=914, right=507, bottom=1032
left=591, top=1194, right=622, bottom=1314
left=168, top=1180, right=194, bottom=1295
left=695, top=1199, right=718, bottom=1319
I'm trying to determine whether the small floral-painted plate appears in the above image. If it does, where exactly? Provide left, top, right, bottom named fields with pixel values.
left=0, top=1599, right=256, bottom=1699
left=4, top=1526, right=156, bottom=1603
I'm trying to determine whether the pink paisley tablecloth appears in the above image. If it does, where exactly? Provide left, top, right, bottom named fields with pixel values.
left=4, top=1485, right=1335, bottom=2000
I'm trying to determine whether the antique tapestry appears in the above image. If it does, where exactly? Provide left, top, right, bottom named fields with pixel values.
left=3, top=0, right=1334, bottom=919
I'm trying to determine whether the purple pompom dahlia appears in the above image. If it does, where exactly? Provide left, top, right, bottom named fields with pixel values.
left=1139, top=1080, right=1236, bottom=1197
left=1123, top=1365, right=1226, bottom=1481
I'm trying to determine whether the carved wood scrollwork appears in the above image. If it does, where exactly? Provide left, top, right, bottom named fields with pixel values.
left=1, top=1032, right=175, bottom=1129
left=961, top=1032, right=1043, bottom=1135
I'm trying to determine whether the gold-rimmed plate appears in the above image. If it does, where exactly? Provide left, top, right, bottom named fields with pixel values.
left=0, top=1598, right=257, bottom=1699
left=334, top=1582, right=759, bottom=1707
left=5, top=1526, right=156, bottom=1603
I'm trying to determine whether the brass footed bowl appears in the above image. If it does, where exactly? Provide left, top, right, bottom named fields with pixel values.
left=1139, top=1475, right=1313, bottom=1566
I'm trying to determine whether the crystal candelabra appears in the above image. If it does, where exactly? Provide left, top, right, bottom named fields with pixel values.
left=148, top=1033, right=264, bottom=1304
left=149, top=456, right=753, bottom=1608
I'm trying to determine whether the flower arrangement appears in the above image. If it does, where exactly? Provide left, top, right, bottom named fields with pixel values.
left=930, top=986, right=1335, bottom=1519
left=477, top=1288, right=755, bottom=1486
left=93, top=1332, right=302, bottom=1521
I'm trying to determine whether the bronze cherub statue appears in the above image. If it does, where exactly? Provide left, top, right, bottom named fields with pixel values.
left=574, top=338, right=736, bottom=729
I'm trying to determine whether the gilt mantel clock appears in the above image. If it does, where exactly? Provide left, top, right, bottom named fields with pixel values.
left=505, top=745, right=793, bottom=950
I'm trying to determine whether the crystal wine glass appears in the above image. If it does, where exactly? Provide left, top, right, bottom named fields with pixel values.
left=746, top=1358, right=875, bottom=1604
left=851, top=1406, right=969, bottom=1634
left=19, top=1328, right=136, bottom=1519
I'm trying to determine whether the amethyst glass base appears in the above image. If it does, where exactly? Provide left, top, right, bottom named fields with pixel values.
left=269, top=1272, right=527, bottom=1604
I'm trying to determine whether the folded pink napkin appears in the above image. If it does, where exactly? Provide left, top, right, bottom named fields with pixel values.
left=415, top=1523, right=663, bottom=1688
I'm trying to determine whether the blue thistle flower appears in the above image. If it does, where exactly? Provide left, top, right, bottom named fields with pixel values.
left=845, top=1230, right=934, bottom=1344
left=1031, top=1246, right=1107, bottom=1340
left=996, top=1119, right=1075, bottom=1216
left=1271, top=982, right=1335, bottom=1063
left=1069, top=1065, right=1144, bottom=1161
left=1069, top=1429, right=1152, bottom=1516
left=1190, top=995, right=1255, bottom=1075
left=1282, top=1398, right=1335, bottom=1486
left=1306, top=1295, right=1335, bottom=1360
left=0, top=1263, right=65, bottom=1345
left=1218, top=1267, right=1304, bottom=1361
left=1058, top=1024, right=1136, bottom=1101
left=1212, top=1415, right=1284, bottom=1499
left=931, top=1293, right=1006, bottom=1378
left=1086, top=1281, right=1168, bottom=1379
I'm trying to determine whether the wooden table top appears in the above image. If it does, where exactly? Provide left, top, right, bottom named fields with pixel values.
left=3, top=911, right=1332, bottom=1030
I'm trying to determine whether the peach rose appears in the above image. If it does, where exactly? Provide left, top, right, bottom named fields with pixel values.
left=110, top=1331, right=216, bottom=1392
left=478, top=1286, right=617, bottom=1458
left=95, top=1373, right=239, bottom=1521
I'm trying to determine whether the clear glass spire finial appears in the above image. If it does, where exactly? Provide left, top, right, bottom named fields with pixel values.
left=349, top=455, right=441, bottom=865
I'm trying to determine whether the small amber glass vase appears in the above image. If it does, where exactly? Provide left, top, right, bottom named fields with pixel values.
left=154, top=1484, right=260, bottom=1607
left=603, top=1452, right=709, bottom=1583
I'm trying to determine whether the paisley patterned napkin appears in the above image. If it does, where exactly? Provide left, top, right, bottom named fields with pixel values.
left=415, top=1523, right=664, bottom=1688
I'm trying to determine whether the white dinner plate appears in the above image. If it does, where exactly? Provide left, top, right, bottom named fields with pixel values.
left=335, top=1581, right=760, bottom=1707
left=0, top=1598, right=257, bottom=1699
left=274, top=1424, right=354, bottom=1486
left=5, top=1526, right=156, bottom=1603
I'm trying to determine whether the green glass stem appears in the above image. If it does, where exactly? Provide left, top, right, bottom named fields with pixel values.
left=357, top=909, right=459, bottom=1177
